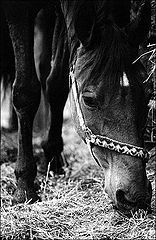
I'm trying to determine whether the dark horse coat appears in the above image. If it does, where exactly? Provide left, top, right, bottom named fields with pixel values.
left=1, top=0, right=152, bottom=214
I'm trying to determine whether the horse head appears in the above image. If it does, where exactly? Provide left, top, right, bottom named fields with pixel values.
left=61, top=0, right=152, bottom=215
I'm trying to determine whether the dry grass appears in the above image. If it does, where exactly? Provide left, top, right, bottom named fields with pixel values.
left=1, top=11, right=156, bottom=238
left=1, top=165, right=156, bottom=239
left=1, top=117, right=156, bottom=240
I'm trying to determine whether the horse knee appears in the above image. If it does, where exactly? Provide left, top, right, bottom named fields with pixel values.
left=12, top=79, right=41, bottom=116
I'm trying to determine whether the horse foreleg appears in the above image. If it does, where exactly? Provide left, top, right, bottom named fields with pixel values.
left=39, top=16, right=69, bottom=175
left=4, top=3, right=41, bottom=204
left=34, top=7, right=55, bottom=133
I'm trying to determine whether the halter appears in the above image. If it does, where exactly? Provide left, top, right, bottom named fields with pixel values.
left=69, top=65, right=149, bottom=167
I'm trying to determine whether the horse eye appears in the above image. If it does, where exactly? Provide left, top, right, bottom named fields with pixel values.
left=82, top=92, right=98, bottom=109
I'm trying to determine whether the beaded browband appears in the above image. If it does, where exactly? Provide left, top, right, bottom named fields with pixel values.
left=69, top=67, right=149, bottom=164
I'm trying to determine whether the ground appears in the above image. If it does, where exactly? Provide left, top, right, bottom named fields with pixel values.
left=1, top=1, right=156, bottom=238
left=1, top=101, right=156, bottom=240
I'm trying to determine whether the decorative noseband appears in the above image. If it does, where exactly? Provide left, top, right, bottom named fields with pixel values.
left=69, top=67, right=149, bottom=165
left=83, top=127, right=149, bottom=160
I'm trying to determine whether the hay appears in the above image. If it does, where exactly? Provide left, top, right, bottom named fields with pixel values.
left=1, top=176, right=155, bottom=240
left=1, top=22, right=156, bottom=240
left=1, top=147, right=156, bottom=240
left=1, top=101, right=156, bottom=240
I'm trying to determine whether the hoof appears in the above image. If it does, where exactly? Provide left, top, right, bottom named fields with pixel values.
left=12, top=187, right=41, bottom=205
left=37, top=154, right=67, bottom=176
left=40, top=140, right=68, bottom=175
left=37, top=155, right=49, bottom=174
left=50, top=154, right=67, bottom=175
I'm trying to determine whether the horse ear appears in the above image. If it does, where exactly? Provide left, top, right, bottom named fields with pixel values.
left=74, top=1, right=95, bottom=48
left=125, top=0, right=151, bottom=46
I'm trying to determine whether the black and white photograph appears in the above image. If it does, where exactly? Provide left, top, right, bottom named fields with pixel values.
left=1, top=0, right=155, bottom=239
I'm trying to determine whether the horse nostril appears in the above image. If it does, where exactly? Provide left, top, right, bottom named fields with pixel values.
left=116, top=189, right=125, bottom=204
left=116, top=189, right=152, bottom=213
left=116, top=189, right=136, bottom=209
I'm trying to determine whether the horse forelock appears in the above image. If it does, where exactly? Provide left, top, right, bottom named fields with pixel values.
left=76, top=24, right=133, bottom=93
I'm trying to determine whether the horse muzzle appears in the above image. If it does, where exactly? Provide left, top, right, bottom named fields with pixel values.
left=114, top=181, right=152, bottom=216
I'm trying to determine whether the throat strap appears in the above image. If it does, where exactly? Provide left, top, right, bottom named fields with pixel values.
left=86, top=140, right=104, bottom=168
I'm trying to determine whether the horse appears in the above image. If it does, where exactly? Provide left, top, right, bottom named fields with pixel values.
left=0, top=6, right=52, bottom=132
left=0, top=9, right=17, bottom=131
left=2, top=0, right=152, bottom=215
